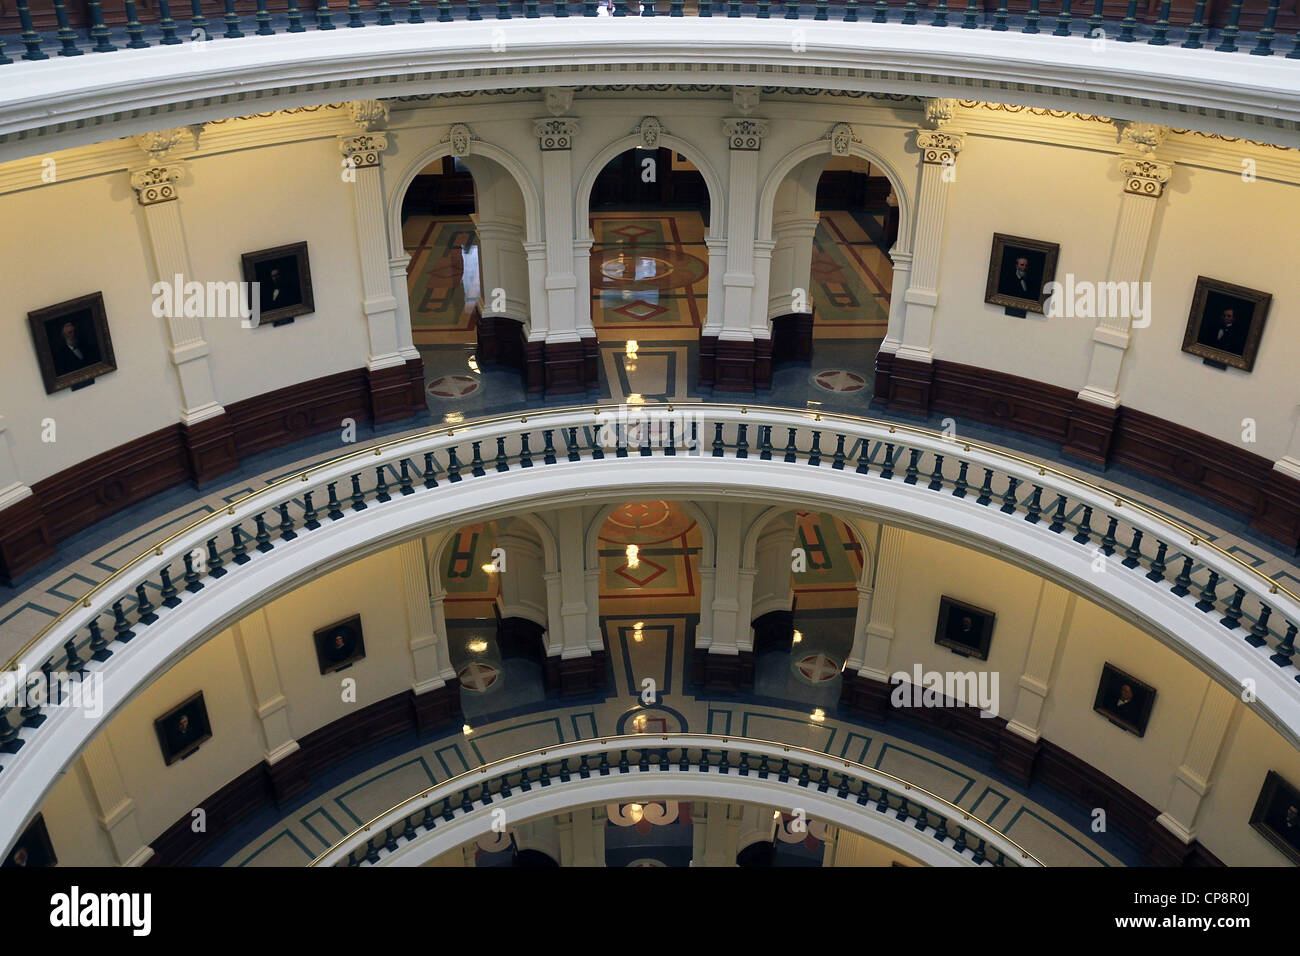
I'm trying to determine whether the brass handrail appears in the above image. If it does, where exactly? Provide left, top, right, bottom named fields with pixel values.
left=5, top=401, right=1296, bottom=675
left=307, top=732, right=1044, bottom=867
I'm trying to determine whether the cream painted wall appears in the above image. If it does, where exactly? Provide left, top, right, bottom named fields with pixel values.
left=0, top=174, right=184, bottom=484
left=830, top=826, right=920, bottom=867
left=931, top=137, right=1120, bottom=391
left=38, top=760, right=120, bottom=868
left=1120, top=164, right=1300, bottom=461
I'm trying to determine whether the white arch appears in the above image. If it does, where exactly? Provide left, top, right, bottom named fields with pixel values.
left=583, top=498, right=716, bottom=571
left=757, top=136, right=914, bottom=256
left=574, top=132, right=727, bottom=241
left=386, top=136, right=544, bottom=259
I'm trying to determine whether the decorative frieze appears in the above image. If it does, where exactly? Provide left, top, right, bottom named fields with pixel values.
left=133, top=126, right=200, bottom=161
left=534, top=118, right=579, bottom=151
left=128, top=164, right=184, bottom=205
left=338, top=132, right=388, bottom=168
left=1119, top=157, right=1174, bottom=197
left=723, top=118, right=768, bottom=151
left=915, top=130, right=965, bottom=165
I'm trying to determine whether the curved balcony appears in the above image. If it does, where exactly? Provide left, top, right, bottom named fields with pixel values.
left=2, top=401, right=1297, bottom=857
left=1, top=2, right=1299, bottom=158
left=308, top=733, right=1042, bottom=867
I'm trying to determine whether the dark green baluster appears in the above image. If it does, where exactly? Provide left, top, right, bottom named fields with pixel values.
left=927, top=454, right=945, bottom=490
left=1251, top=0, right=1280, bottom=54
left=230, top=524, right=251, bottom=564
left=479, top=779, right=493, bottom=805
left=699, top=749, right=711, bottom=771
left=1273, top=621, right=1296, bottom=665
left=678, top=748, right=690, bottom=771
left=999, top=476, right=1020, bottom=514
left=326, top=482, right=346, bottom=519
left=902, top=0, right=918, bottom=24
left=717, top=750, right=730, bottom=773
left=441, top=797, right=456, bottom=820
left=470, top=442, right=486, bottom=477
left=446, top=448, right=462, bottom=482
left=712, top=422, right=726, bottom=457
left=875, top=789, right=890, bottom=812
left=578, top=754, right=591, bottom=777
left=643, top=0, right=656, bottom=15
left=665, top=420, right=678, bottom=457
left=497, top=773, right=512, bottom=797
left=467, top=0, right=483, bottom=15
left=617, top=749, right=630, bottom=773
left=991, top=0, right=1008, bottom=30
left=1219, top=586, right=1245, bottom=629
left=1099, top=516, right=1119, bottom=555
left=189, top=0, right=211, bottom=36
left=221, top=0, right=243, bottom=37
left=783, top=428, right=798, bottom=463
left=831, top=434, right=846, bottom=470
left=880, top=442, right=896, bottom=480
left=377, top=0, right=396, bottom=24
left=1117, top=0, right=1138, bottom=41
left=872, top=0, right=888, bottom=22
left=302, top=490, right=321, bottom=530
left=439, top=0, right=453, bottom=20
left=659, top=749, right=671, bottom=771
left=123, top=0, right=149, bottom=46
left=495, top=437, right=510, bottom=472
left=112, top=600, right=136, bottom=643
left=808, top=430, right=823, bottom=466
left=785, top=0, right=799, bottom=18
left=205, top=539, right=227, bottom=580
left=1048, top=495, right=1067, bottom=533
left=975, top=468, right=994, bottom=506
left=1181, top=0, right=1206, bottom=46
left=590, top=425, right=605, bottom=460
left=460, top=790, right=474, bottom=813
left=257, top=0, right=278, bottom=33
left=903, top=448, right=921, bottom=484
left=408, top=0, right=424, bottom=22
left=496, top=0, right=510, bottom=17
left=565, top=427, right=581, bottom=462
left=17, top=0, right=51, bottom=60
left=1145, top=541, right=1168, bottom=581
left=86, top=0, right=116, bottom=50
left=951, top=460, right=969, bottom=497
left=815, top=0, right=828, bottom=18
left=183, top=551, right=205, bottom=592
left=1023, top=485, right=1043, bottom=523
left=1286, top=26, right=1299, bottom=58
left=796, top=762, right=811, bottom=787
left=135, top=583, right=158, bottom=624
left=758, top=754, right=771, bottom=777
left=555, top=0, right=568, bottom=14
left=953, top=826, right=967, bottom=853
left=777, top=758, right=791, bottom=782
left=254, top=513, right=275, bottom=550
left=737, top=752, right=750, bottom=775
left=398, top=460, right=415, bottom=496
left=933, top=815, right=949, bottom=841
left=1121, top=528, right=1144, bottom=568
left=836, top=773, right=850, bottom=798
left=844, top=0, right=858, bottom=20
left=913, top=806, right=928, bottom=829
left=1170, top=555, right=1194, bottom=597
left=638, top=424, right=652, bottom=457
left=816, top=767, right=830, bottom=792
left=559, top=758, right=571, bottom=781
left=519, top=432, right=534, bottom=467
left=1194, top=570, right=1220, bottom=612
left=347, top=0, right=364, bottom=27
left=88, top=619, right=112, bottom=661
left=1053, top=0, right=1072, bottom=34
left=543, top=430, right=557, bottom=464
left=275, top=502, right=297, bottom=541
left=932, top=0, right=948, bottom=25
left=961, top=0, right=978, bottom=28
left=374, top=467, right=392, bottom=501
left=855, top=438, right=871, bottom=475
left=422, top=453, right=439, bottom=488
left=1022, top=0, right=1040, bottom=33
left=1073, top=505, right=1094, bottom=543
left=349, top=475, right=368, bottom=510
left=895, top=798, right=911, bottom=821
left=736, top=424, right=750, bottom=459
left=598, top=751, right=611, bottom=775
left=760, top=425, right=774, bottom=461
left=757, top=0, right=770, bottom=17
left=1215, top=0, right=1244, bottom=51
left=637, top=749, right=649, bottom=771
left=159, top=567, right=181, bottom=607
left=698, top=0, right=710, bottom=13
left=1148, top=0, right=1171, bottom=44
left=1248, top=606, right=1272, bottom=647
left=973, top=838, right=987, bottom=865
left=539, top=761, right=551, bottom=785
left=614, top=0, right=625, bottom=15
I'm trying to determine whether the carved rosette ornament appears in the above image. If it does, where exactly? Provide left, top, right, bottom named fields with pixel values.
left=923, top=98, right=958, bottom=129
left=129, top=164, right=184, bottom=205
left=916, top=130, right=965, bottom=165
left=723, top=118, right=769, bottom=151
left=1115, top=121, right=1168, bottom=157
left=638, top=116, right=664, bottom=151
left=1119, top=158, right=1173, bottom=197
left=448, top=123, right=473, bottom=157
left=338, top=132, right=389, bottom=169
left=534, top=118, right=578, bottom=151
left=348, top=99, right=390, bottom=133
left=828, top=123, right=855, bottom=156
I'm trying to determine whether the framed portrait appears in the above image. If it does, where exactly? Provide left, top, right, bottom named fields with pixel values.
left=27, top=292, right=117, bottom=394
left=1250, top=771, right=1300, bottom=864
left=240, top=241, right=314, bottom=327
left=1180, top=276, right=1271, bottom=372
left=313, top=614, right=366, bottom=675
left=154, top=691, right=212, bottom=766
left=933, top=596, right=995, bottom=661
left=3, top=814, right=56, bottom=868
left=1092, top=663, right=1156, bottom=737
left=984, top=233, right=1060, bottom=315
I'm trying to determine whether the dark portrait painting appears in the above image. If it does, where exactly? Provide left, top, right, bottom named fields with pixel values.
left=313, top=614, right=366, bottom=675
left=1181, top=276, right=1271, bottom=372
left=3, top=814, right=56, bottom=868
left=28, top=292, right=117, bottom=394
left=241, top=241, right=314, bottom=327
left=1251, top=771, right=1300, bottom=864
left=154, top=691, right=213, bottom=766
left=1092, top=663, right=1156, bottom=737
left=933, top=596, right=995, bottom=661
left=984, top=233, right=1060, bottom=315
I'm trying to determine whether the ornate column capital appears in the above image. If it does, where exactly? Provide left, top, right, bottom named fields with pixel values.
left=915, top=130, right=965, bottom=165
left=637, top=116, right=665, bottom=150
left=1115, top=120, right=1170, bottom=157
left=533, top=117, right=579, bottom=151
left=129, top=164, right=184, bottom=205
left=347, top=99, right=390, bottom=132
left=723, top=118, right=769, bottom=151
left=338, top=132, right=389, bottom=168
left=827, top=122, right=858, bottom=156
left=1119, top=158, right=1174, bottom=197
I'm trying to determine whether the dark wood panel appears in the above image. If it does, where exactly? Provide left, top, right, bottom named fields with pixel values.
left=226, top=368, right=371, bottom=460
left=929, top=359, right=1077, bottom=444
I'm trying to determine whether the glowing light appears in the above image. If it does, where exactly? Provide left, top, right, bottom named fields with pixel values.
left=633, top=621, right=644, bottom=643
left=467, top=639, right=489, bottom=653
left=792, top=630, right=803, bottom=644
left=626, top=544, right=640, bottom=569
left=627, top=393, right=645, bottom=405
left=462, top=723, right=474, bottom=736
left=444, top=411, right=465, bottom=424
left=628, top=803, right=645, bottom=823
left=633, top=714, right=647, bottom=732
left=810, top=708, right=826, bottom=723
left=625, top=340, right=639, bottom=358
left=481, top=563, right=497, bottom=574
left=467, top=355, right=480, bottom=373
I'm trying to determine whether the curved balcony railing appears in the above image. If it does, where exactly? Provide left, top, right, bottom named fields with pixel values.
left=2, top=403, right=1299, bottom=854
left=1, top=0, right=1297, bottom=65
left=306, top=733, right=1043, bottom=866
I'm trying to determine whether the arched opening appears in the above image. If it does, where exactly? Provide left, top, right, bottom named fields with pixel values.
left=399, top=153, right=533, bottom=410
left=767, top=152, right=898, bottom=404
left=586, top=147, right=711, bottom=402
left=605, top=801, right=695, bottom=867
left=593, top=501, right=704, bottom=701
